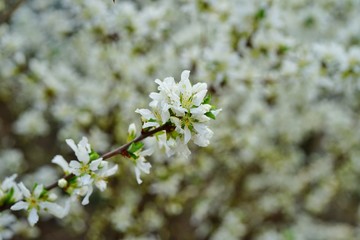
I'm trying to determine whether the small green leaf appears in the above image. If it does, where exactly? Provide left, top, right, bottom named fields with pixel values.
left=3, top=188, right=14, bottom=204
left=68, top=175, right=78, bottom=184
left=203, top=94, right=212, bottom=104
left=128, top=151, right=138, bottom=159
left=90, top=151, right=100, bottom=161
left=255, top=8, right=266, bottom=21
left=205, top=111, right=216, bottom=120
left=128, top=142, right=144, bottom=154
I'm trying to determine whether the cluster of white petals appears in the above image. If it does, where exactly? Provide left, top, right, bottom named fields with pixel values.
left=52, top=137, right=118, bottom=205
left=10, top=183, right=68, bottom=226
left=134, top=149, right=152, bottom=185
left=136, top=70, right=221, bottom=157
left=0, top=175, right=22, bottom=203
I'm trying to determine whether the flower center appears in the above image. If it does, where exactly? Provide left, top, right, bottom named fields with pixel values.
left=80, top=164, right=90, bottom=174
left=28, top=197, right=38, bottom=209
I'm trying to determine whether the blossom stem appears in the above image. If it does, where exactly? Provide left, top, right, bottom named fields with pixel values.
left=0, top=123, right=174, bottom=212
left=44, top=122, right=173, bottom=191
left=101, top=122, right=173, bottom=160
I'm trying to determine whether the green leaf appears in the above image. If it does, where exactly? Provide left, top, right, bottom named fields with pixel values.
left=203, top=94, right=212, bottom=104
left=128, top=142, right=144, bottom=154
left=255, top=8, right=266, bottom=21
left=205, top=111, right=216, bottom=120
left=128, top=151, right=138, bottom=159
left=90, top=151, right=100, bottom=161
left=69, top=176, right=78, bottom=185
left=3, top=188, right=14, bottom=204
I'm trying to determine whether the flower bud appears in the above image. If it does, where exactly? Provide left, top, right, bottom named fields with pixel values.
left=128, top=123, right=137, bottom=141
left=48, top=193, right=58, bottom=201
left=58, top=178, right=68, bottom=188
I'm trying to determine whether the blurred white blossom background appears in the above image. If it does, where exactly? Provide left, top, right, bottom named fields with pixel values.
left=1, top=0, right=360, bottom=239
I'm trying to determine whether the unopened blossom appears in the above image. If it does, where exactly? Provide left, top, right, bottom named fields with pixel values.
left=10, top=183, right=68, bottom=226
left=128, top=123, right=137, bottom=141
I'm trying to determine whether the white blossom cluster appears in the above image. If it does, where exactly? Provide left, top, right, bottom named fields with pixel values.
left=136, top=70, right=221, bottom=158
left=52, top=137, right=118, bottom=205
left=0, top=137, right=117, bottom=229
left=0, top=68, right=219, bottom=236
left=1, top=0, right=360, bottom=239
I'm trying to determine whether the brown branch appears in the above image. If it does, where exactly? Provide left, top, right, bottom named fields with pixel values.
left=45, top=122, right=173, bottom=191
left=0, top=0, right=27, bottom=24
left=0, top=123, right=174, bottom=212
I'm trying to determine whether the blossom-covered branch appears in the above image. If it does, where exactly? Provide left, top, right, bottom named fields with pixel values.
left=0, top=70, right=220, bottom=233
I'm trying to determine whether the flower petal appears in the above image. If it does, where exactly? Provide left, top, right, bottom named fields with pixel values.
left=135, top=167, right=142, bottom=184
left=95, top=180, right=107, bottom=191
left=79, top=137, right=91, bottom=153
left=40, top=202, right=67, bottom=218
left=184, top=126, right=191, bottom=144
left=65, top=139, right=78, bottom=153
left=10, top=201, right=28, bottom=211
left=33, top=184, right=44, bottom=198
left=17, top=182, right=31, bottom=198
left=69, top=160, right=81, bottom=169
left=28, top=208, right=39, bottom=226
left=51, top=155, right=70, bottom=173
left=89, top=158, right=103, bottom=171
left=81, top=185, right=93, bottom=205
left=104, top=164, right=118, bottom=177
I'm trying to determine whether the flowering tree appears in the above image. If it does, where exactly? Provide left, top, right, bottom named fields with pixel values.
left=1, top=0, right=360, bottom=239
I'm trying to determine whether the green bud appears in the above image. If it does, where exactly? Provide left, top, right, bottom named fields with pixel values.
left=90, top=151, right=100, bottom=161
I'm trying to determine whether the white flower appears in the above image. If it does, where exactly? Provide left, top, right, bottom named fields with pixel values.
left=93, top=161, right=118, bottom=191
left=69, top=158, right=102, bottom=179
left=66, top=137, right=91, bottom=164
left=135, top=108, right=169, bottom=128
left=149, top=77, right=180, bottom=110
left=137, top=70, right=221, bottom=152
left=66, top=137, right=103, bottom=180
left=0, top=174, right=22, bottom=202
left=57, top=137, right=118, bottom=205
left=192, top=123, right=214, bottom=147
left=134, top=149, right=153, bottom=184
left=10, top=183, right=68, bottom=226
left=178, top=70, right=208, bottom=110
left=74, top=184, right=94, bottom=206
left=153, top=130, right=176, bottom=157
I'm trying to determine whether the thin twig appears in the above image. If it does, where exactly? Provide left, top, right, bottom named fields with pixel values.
left=44, top=122, right=173, bottom=191
left=0, top=123, right=174, bottom=212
